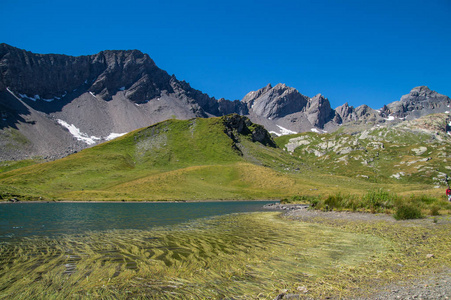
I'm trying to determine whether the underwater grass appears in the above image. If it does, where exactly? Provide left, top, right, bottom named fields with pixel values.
left=284, top=212, right=451, bottom=299
left=0, top=212, right=388, bottom=299
left=1, top=210, right=450, bottom=299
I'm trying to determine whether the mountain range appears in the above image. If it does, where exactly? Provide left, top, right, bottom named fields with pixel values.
left=1, top=43, right=450, bottom=161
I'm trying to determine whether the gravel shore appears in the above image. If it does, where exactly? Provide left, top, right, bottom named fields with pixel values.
left=269, top=205, right=451, bottom=300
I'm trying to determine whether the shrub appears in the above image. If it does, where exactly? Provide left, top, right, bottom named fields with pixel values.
left=394, top=204, right=423, bottom=220
left=280, top=198, right=291, bottom=204
left=339, top=195, right=359, bottom=211
left=430, top=205, right=440, bottom=216
left=362, top=189, right=396, bottom=212
left=309, top=197, right=320, bottom=208
left=281, top=195, right=320, bottom=205
left=324, top=193, right=345, bottom=211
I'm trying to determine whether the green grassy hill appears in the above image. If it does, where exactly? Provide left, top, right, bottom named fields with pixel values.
left=1, top=114, right=450, bottom=210
left=0, top=115, right=315, bottom=201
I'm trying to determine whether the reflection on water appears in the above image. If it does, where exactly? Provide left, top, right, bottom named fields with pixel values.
left=0, top=209, right=387, bottom=299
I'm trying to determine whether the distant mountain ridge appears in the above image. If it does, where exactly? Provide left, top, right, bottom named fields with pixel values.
left=1, top=43, right=450, bottom=161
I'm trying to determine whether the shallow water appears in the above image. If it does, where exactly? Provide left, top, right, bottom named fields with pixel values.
left=0, top=203, right=388, bottom=299
left=0, top=201, right=271, bottom=241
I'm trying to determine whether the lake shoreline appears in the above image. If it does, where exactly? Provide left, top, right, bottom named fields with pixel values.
left=1, top=199, right=281, bottom=204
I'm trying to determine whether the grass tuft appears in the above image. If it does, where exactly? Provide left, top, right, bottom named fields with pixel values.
left=394, top=204, right=423, bottom=220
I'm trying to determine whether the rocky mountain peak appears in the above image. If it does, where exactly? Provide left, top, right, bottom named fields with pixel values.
left=398, top=86, right=437, bottom=103
left=334, top=102, right=355, bottom=123
left=0, top=44, right=174, bottom=103
left=243, top=83, right=309, bottom=119
left=354, top=104, right=374, bottom=117
left=90, top=50, right=173, bottom=102
left=388, top=86, right=450, bottom=118
left=266, top=84, right=297, bottom=99
left=272, top=83, right=288, bottom=91
left=409, top=86, right=433, bottom=97
left=241, top=83, right=272, bottom=104
left=305, top=94, right=333, bottom=128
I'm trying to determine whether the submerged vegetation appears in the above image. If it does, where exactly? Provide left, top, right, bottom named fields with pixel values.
left=0, top=212, right=385, bottom=299
left=1, top=211, right=450, bottom=299
left=284, top=210, right=451, bottom=299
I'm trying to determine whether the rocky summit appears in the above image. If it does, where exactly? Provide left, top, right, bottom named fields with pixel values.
left=386, top=86, right=451, bottom=119
left=1, top=43, right=450, bottom=161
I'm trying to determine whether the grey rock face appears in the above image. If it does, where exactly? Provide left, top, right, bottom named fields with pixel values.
left=91, top=50, right=173, bottom=102
left=335, top=102, right=355, bottom=123
left=242, top=84, right=338, bottom=135
left=242, top=83, right=309, bottom=119
left=241, top=83, right=273, bottom=104
left=305, top=94, right=334, bottom=128
left=1, top=43, right=95, bottom=99
left=0, top=43, right=224, bottom=114
left=387, top=86, right=451, bottom=119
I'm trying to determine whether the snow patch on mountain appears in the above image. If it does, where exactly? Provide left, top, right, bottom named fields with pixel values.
left=106, top=133, right=127, bottom=141
left=269, top=125, right=297, bottom=136
left=57, top=119, right=101, bottom=145
left=18, top=93, right=39, bottom=101
left=16, top=91, right=68, bottom=102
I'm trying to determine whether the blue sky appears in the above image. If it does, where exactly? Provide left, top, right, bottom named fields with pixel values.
left=1, top=0, right=450, bottom=109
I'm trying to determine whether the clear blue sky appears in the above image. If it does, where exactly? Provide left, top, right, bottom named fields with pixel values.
left=1, top=0, right=450, bottom=109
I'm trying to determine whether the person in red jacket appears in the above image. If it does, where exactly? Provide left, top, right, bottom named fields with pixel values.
left=447, top=187, right=451, bottom=202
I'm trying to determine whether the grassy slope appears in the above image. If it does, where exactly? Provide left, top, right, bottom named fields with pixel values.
left=0, top=159, right=40, bottom=173
left=1, top=114, right=450, bottom=202
left=275, top=113, right=451, bottom=198
left=0, top=117, right=322, bottom=201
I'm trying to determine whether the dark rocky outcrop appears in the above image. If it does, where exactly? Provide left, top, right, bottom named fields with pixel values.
left=1, top=43, right=94, bottom=100
left=222, top=114, right=276, bottom=147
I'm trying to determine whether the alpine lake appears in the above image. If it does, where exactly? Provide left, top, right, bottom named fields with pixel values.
left=0, top=201, right=389, bottom=299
